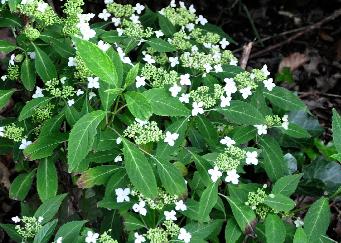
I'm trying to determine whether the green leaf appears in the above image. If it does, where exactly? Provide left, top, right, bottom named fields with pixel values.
left=0, top=89, right=15, bottom=110
left=218, top=100, right=266, bottom=125
left=33, top=44, right=57, bottom=82
left=123, top=214, right=145, bottom=231
left=9, top=171, right=35, bottom=201
left=280, top=123, right=311, bottom=138
left=33, top=219, right=58, bottom=243
left=144, top=88, right=190, bottom=116
left=54, top=220, right=87, bottom=243
left=0, top=12, right=22, bottom=27
left=104, top=168, right=128, bottom=198
left=271, top=174, right=303, bottom=196
left=225, top=218, right=242, bottom=243
left=20, top=57, right=36, bottom=91
left=146, top=38, right=176, bottom=52
left=158, top=14, right=176, bottom=36
left=37, top=157, right=58, bottom=202
left=186, top=150, right=212, bottom=186
left=332, top=109, right=341, bottom=153
left=225, top=196, right=256, bottom=232
left=0, top=224, right=22, bottom=242
left=198, top=183, right=218, bottom=222
left=40, top=112, right=65, bottom=136
left=264, top=87, right=306, bottom=111
left=0, top=39, right=16, bottom=53
left=186, top=220, right=223, bottom=240
left=293, top=228, right=308, bottom=243
left=258, top=136, right=288, bottom=181
left=125, top=91, right=152, bottom=120
left=264, top=194, right=296, bottom=212
left=99, top=81, right=119, bottom=111
left=303, top=197, right=331, bottom=243
left=124, top=63, right=140, bottom=88
left=24, top=133, right=68, bottom=160
left=34, top=194, right=67, bottom=224
left=67, top=110, right=106, bottom=172
left=18, top=97, right=52, bottom=121
left=122, top=139, right=158, bottom=198
left=231, top=126, right=257, bottom=144
left=265, top=214, right=286, bottom=243
left=40, top=33, right=74, bottom=58
left=77, top=165, right=120, bottom=188
left=195, top=115, right=218, bottom=145
left=73, top=37, right=119, bottom=87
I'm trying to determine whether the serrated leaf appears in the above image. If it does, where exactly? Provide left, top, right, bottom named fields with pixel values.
left=231, top=126, right=257, bottom=144
left=195, top=115, right=218, bottom=145
left=264, top=87, right=306, bottom=111
left=34, top=194, right=67, bottom=224
left=124, top=63, right=140, bottom=88
left=54, top=220, right=87, bottom=243
left=77, top=165, right=121, bottom=188
left=293, top=228, right=308, bottom=243
left=158, top=14, right=176, bottom=36
left=0, top=39, right=16, bottom=52
left=0, top=89, right=15, bottom=110
left=146, top=38, right=176, bottom=52
left=122, top=139, right=158, bottom=198
left=264, top=194, right=296, bottom=212
left=20, top=57, right=36, bottom=91
left=33, top=219, right=58, bottom=243
left=280, top=123, right=311, bottom=138
left=18, top=97, right=52, bottom=121
left=37, top=157, right=58, bottom=202
left=332, top=109, right=341, bottom=153
left=198, top=183, right=218, bottom=222
left=68, top=111, right=106, bottom=172
left=265, top=214, right=286, bottom=243
left=9, top=171, right=35, bottom=201
left=125, top=91, right=152, bottom=120
left=33, top=44, right=57, bottom=82
left=225, top=218, right=242, bottom=243
left=123, top=214, right=145, bottom=231
left=272, top=174, right=303, bottom=196
left=186, top=220, right=223, bottom=239
left=186, top=149, right=212, bottom=186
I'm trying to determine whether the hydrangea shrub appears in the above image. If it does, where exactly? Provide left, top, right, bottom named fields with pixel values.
left=0, top=0, right=340, bottom=243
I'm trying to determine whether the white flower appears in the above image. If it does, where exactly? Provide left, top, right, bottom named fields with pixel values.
left=225, top=169, right=240, bottom=184
left=116, top=137, right=122, bottom=144
left=189, top=4, right=196, bottom=13
left=117, top=47, right=132, bottom=65
left=203, top=63, right=212, bottom=73
left=164, top=210, right=177, bottom=221
left=192, top=102, right=204, bottom=116
left=60, top=77, right=67, bottom=84
left=134, top=232, right=146, bottom=243
left=175, top=200, right=187, bottom=211
left=254, top=124, right=268, bottom=135
left=170, top=0, right=176, bottom=7
left=133, top=200, right=147, bottom=216
left=56, top=237, right=63, bottom=243
left=214, top=64, right=223, bottom=73
left=21, top=0, right=34, bottom=4
left=203, top=43, right=212, bottom=49
left=77, top=22, right=96, bottom=40
left=89, top=92, right=97, bottom=100
left=134, top=3, right=145, bottom=14
left=11, top=216, right=20, bottom=223
left=1, top=75, right=7, bottom=81
left=19, top=139, right=32, bottom=150
left=143, top=54, right=155, bottom=64
left=37, top=1, right=48, bottom=12
left=28, top=51, right=36, bottom=59
left=164, top=131, right=179, bottom=146
left=179, top=93, right=190, bottom=103
left=88, top=77, right=100, bottom=89
left=154, top=30, right=164, bottom=38
left=37, top=216, right=44, bottom=223
left=282, top=115, right=289, bottom=130
left=115, top=188, right=130, bottom=203
left=97, top=40, right=111, bottom=52
left=111, top=17, right=121, bottom=26
left=196, top=15, right=207, bottom=25
left=186, top=23, right=195, bottom=31
left=230, top=59, right=238, bottom=66
left=263, top=78, right=275, bottom=91
left=32, top=86, right=44, bottom=98
left=191, top=45, right=198, bottom=52
left=294, top=217, right=304, bottom=228
left=114, top=155, right=123, bottom=163
left=208, top=166, right=222, bottom=182
left=220, top=38, right=230, bottom=49
left=68, top=57, right=77, bottom=67
left=135, top=118, right=148, bottom=126
left=240, top=87, right=252, bottom=99
left=220, top=136, right=235, bottom=147
left=169, top=56, right=179, bottom=67
left=0, top=127, right=5, bottom=137
left=245, top=151, right=258, bottom=165
left=104, top=0, right=113, bottom=4
left=130, top=14, right=140, bottom=24
left=9, top=54, right=15, bottom=65
left=136, top=76, right=146, bottom=88
left=178, top=228, right=191, bottom=243
left=98, top=9, right=111, bottom=21
left=116, top=28, right=124, bottom=36
left=67, top=99, right=75, bottom=107
left=85, top=231, right=99, bottom=243
left=220, top=95, right=231, bottom=108
left=261, top=64, right=270, bottom=77
left=76, top=89, right=84, bottom=96
left=169, top=84, right=181, bottom=97
left=180, top=74, right=191, bottom=86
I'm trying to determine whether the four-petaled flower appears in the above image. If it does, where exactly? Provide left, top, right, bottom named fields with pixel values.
left=175, top=200, right=187, bottom=211
left=220, top=38, right=230, bottom=49
left=261, top=64, right=270, bottom=77
left=180, top=74, right=191, bottom=86
left=114, top=155, right=123, bottom=163
left=37, top=2, right=48, bottom=12
left=133, top=200, right=147, bottom=216
left=134, top=3, right=145, bottom=14
left=239, top=87, right=252, bottom=99
left=282, top=115, right=289, bottom=130
left=67, top=99, right=75, bottom=107
left=224, top=78, right=237, bottom=95
left=263, top=78, right=275, bottom=91
left=32, top=87, right=44, bottom=98
left=220, top=136, right=235, bottom=147
left=169, top=84, right=181, bottom=97
left=164, top=210, right=177, bottom=221
left=85, top=231, right=99, bottom=243
left=136, top=76, right=146, bottom=88
left=134, top=232, right=146, bottom=243
left=179, top=93, right=190, bottom=103
left=246, top=151, right=258, bottom=165
left=0, top=127, right=4, bottom=137
left=164, top=131, right=179, bottom=146
left=98, top=9, right=111, bottom=21
left=56, top=237, right=63, bottom=243
left=88, top=77, right=100, bottom=89
left=208, top=166, right=222, bottom=182
left=225, top=169, right=240, bottom=184
left=178, top=228, right=192, bottom=243
left=68, top=57, right=77, bottom=67
left=220, top=96, right=232, bottom=108
left=115, top=188, right=130, bottom=203
left=197, top=15, right=208, bottom=25
left=112, top=17, right=121, bottom=26
left=169, top=56, right=179, bottom=67
left=192, top=102, right=204, bottom=116
left=97, top=40, right=111, bottom=52
left=254, top=124, right=268, bottom=135
left=294, top=217, right=304, bottom=228
left=154, top=30, right=164, bottom=38
left=143, top=54, right=155, bottom=64
left=19, top=139, right=32, bottom=150
left=11, top=216, right=20, bottom=223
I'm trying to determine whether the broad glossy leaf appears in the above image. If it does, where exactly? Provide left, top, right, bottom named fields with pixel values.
left=186, top=220, right=223, bottom=240
left=332, top=109, right=341, bottom=153
left=265, top=214, right=286, bottom=243
left=99, top=81, right=118, bottom=111
left=20, top=57, right=36, bottom=91
left=280, top=123, right=311, bottom=138
left=264, top=194, right=295, bottom=212
left=264, top=87, right=306, bottom=111
left=293, top=228, right=308, bottom=243
left=125, top=91, right=152, bottom=120
left=37, top=157, right=58, bottom=202
left=271, top=174, right=303, bottom=196
left=146, top=38, right=176, bottom=52
left=123, top=214, right=145, bottom=231
left=33, top=219, right=58, bottom=243
left=186, top=149, right=212, bottom=186
left=34, top=194, right=67, bottom=224
left=198, top=183, right=218, bottom=222
left=231, top=126, right=257, bottom=144
left=0, top=12, right=22, bottom=27
left=124, top=63, right=139, bottom=88
left=0, top=224, right=22, bottom=242
left=33, top=44, right=57, bottom=82
left=158, top=14, right=176, bottom=36
left=0, top=89, right=15, bottom=110
left=54, top=220, right=87, bottom=243
left=77, top=165, right=121, bottom=188
left=9, top=171, right=35, bottom=201
left=195, top=115, right=218, bottom=145
left=0, top=39, right=16, bottom=52
left=18, top=97, right=52, bottom=121
left=225, top=218, right=242, bottom=243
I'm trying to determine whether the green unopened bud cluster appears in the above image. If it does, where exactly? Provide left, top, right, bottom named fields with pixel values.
left=15, top=216, right=42, bottom=240
left=123, top=120, right=164, bottom=145
left=75, top=55, right=93, bottom=80
left=190, top=85, right=222, bottom=108
left=122, top=20, right=153, bottom=39
left=32, top=103, right=55, bottom=123
left=190, top=28, right=220, bottom=45
left=265, top=115, right=282, bottom=127
left=2, top=123, right=24, bottom=142
left=131, top=188, right=178, bottom=210
left=107, top=3, right=134, bottom=18
left=146, top=228, right=168, bottom=243
left=141, top=64, right=179, bottom=88
left=163, top=220, right=180, bottom=237
left=234, top=71, right=258, bottom=90
left=45, top=78, right=75, bottom=99
left=22, top=25, right=40, bottom=41
left=245, top=187, right=274, bottom=219
left=7, top=65, right=19, bottom=80
left=62, top=0, right=84, bottom=36
left=169, top=30, right=192, bottom=50
left=162, top=6, right=196, bottom=26
left=98, top=230, right=119, bottom=243
left=215, top=145, right=246, bottom=172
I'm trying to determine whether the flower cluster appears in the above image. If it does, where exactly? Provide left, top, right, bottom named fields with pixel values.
left=0, top=123, right=24, bottom=142
left=140, top=64, right=179, bottom=88
left=12, top=216, right=43, bottom=241
left=123, top=120, right=164, bottom=145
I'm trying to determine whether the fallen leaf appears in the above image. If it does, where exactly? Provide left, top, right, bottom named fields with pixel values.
left=278, top=52, right=309, bottom=72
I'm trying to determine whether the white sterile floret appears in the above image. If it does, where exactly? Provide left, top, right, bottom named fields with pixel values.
left=89, top=92, right=97, bottom=100
left=230, top=59, right=238, bottom=66
left=0, top=127, right=5, bottom=137
left=32, top=87, right=44, bottom=98
left=164, top=131, right=179, bottom=146
left=133, top=200, right=147, bottom=216
left=214, top=64, right=223, bottom=73
left=220, top=95, right=232, bottom=108
left=135, top=118, right=148, bottom=126
left=115, top=188, right=130, bottom=203
left=191, top=46, right=198, bottom=53
left=282, top=115, right=289, bottom=130
left=225, top=169, right=240, bottom=184
left=98, top=9, right=111, bottom=21
left=254, top=124, right=268, bottom=135
left=116, top=137, right=122, bottom=144
left=114, top=155, right=123, bottom=163
left=192, top=102, right=204, bottom=116
left=87, top=77, right=100, bottom=89
left=263, top=78, right=275, bottom=91
left=97, top=40, right=111, bottom=52
left=220, top=136, right=235, bottom=147
left=1, top=75, right=7, bottom=81
left=294, top=217, right=304, bottom=228
left=9, top=54, right=15, bottom=65
left=203, top=63, right=212, bottom=73
left=77, top=22, right=96, bottom=40
left=112, top=17, right=121, bottom=26
left=117, top=28, right=124, bottom=36
left=203, top=43, right=212, bottom=49
left=143, top=54, right=155, bottom=64
left=60, top=77, right=67, bottom=84
left=186, top=23, right=195, bottom=31
left=164, top=210, right=177, bottom=221
left=180, top=74, right=191, bottom=86
left=134, top=232, right=146, bottom=243
left=208, top=166, right=222, bottom=182
left=37, top=1, right=48, bottom=12
left=28, top=51, right=36, bottom=59
left=220, top=38, right=230, bottom=49
left=197, top=15, right=208, bottom=25
left=76, top=89, right=84, bottom=96
left=117, top=47, right=132, bottom=65
left=68, top=57, right=77, bottom=67
left=134, top=3, right=145, bottom=14
left=178, top=228, right=192, bottom=243
left=11, top=216, right=20, bottom=223
left=37, top=216, right=44, bottom=223
left=169, top=84, right=181, bottom=97
left=179, top=93, right=190, bottom=103
left=104, top=0, right=113, bottom=3
left=19, top=139, right=32, bottom=150
left=130, top=14, right=140, bottom=24
left=154, top=30, right=164, bottom=38
left=136, top=76, right=146, bottom=88
left=261, top=64, right=270, bottom=77
left=189, top=4, right=196, bottom=13
left=239, top=87, right=252, bottom=99
left=175, top=200, right=187, bottom=211
left=85, top=231, right=99, bottom=243
left=170, top=0, right=176, bottom=7
left=21, top=0, right=34, bottom=4
left=169, top=56, right=179, bottom=67
left=56, top=237, right=63, bottom=243
left=245, top=151, right=258, bottom=165
left=67, top=99, right=75, bottom=107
